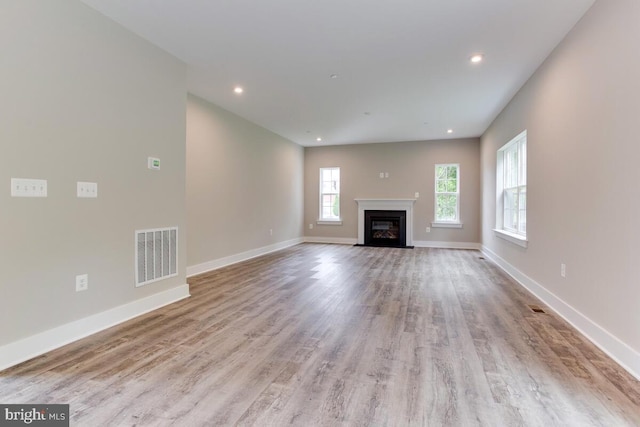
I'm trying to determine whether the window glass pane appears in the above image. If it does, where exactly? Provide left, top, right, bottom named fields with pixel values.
left=446, top=207, right=456, bottom=219
left=519, top=209, right=526, bottom=233
left=504, top=208, right=513, bottom=231
left=507, top=188, right=517, bottom=209
left=332, top=195, right=340, bottom=217
left=498, top=131, right=526, bottom=236
left=447, top=166, right=457, bottom=179
left=436, top=194, right=458, bottom=221
left=320, top=167, right=340, bottom=219
left=519, top=140, right=527, bottom=185
left=518, top=186, right=526, bottom=233
left=322, top=194, right=338, bottom=219
left=506, top=149, right=518, bottom=188
left=332, top=170, right=340, bottom=190
left=435, top=195, right=446, bottom=220
left=435, top=164, right=459, bottom=221
left=504, top=188, right=517, bottom=231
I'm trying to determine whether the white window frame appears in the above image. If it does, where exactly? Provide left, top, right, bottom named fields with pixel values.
left=494, top=130, right=527, bottom=247
left=318, top=167, right=342, bottom=225
left=432, top=163, right=462, bottom=228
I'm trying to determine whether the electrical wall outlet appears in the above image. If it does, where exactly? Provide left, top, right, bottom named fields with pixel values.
left=76, top=274, right=88, bottom=292
left=309, top=223, right=314, bottom=230
left=426, top=227, right=431, bottom=233
left=414, top=192, right=419, bottom=198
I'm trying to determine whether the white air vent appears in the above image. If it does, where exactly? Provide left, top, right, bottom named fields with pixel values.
left=135, top=227, right=178, bottom=287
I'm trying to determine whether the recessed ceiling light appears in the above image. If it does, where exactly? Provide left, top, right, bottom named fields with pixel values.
left=233, top=86, right=244, bottom=94
left=330, top=74, right=338, bottom=79
left=316, top=137, right=322, bottom=142
left=447, top=129, right=453, bottom=134
left=470, top=54, right=484, bottom=64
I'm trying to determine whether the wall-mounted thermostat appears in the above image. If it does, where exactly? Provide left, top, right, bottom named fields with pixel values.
left=148, top=157, right=161, bottom=170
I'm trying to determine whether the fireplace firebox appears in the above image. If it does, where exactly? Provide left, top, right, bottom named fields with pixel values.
left=364, top=210, right=408, bottom=248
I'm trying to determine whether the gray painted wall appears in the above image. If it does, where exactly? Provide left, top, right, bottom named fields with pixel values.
left=304, top=139, right=481, bottom=244
left=0, top=1, right=187, bottom=345
left=481, top=0, right=640, bottom=354
left=186, top=95, right=304, bottom=268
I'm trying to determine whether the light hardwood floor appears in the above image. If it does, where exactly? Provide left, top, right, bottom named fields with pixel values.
left=1, top=244, right=639, bottom=426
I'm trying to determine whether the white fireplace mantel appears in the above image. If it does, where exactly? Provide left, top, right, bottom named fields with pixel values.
left=355, top=199, right=416, bottom=246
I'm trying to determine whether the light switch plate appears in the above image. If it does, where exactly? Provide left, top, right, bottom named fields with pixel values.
left=77, top=182, right=98, bottom=198
left=11, top=178, right=47, bottom=197
left=76, top=274, right=88, bottom=292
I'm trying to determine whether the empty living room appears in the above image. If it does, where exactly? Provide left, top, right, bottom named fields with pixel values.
left=1, top=0, right=639, bottom=425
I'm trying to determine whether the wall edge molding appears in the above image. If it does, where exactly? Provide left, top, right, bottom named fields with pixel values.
left=0, top=284, right=190, bottom=372
left=302, top=237, right=481, bottom=249
left=304, top=236, right=358, bottom=245
left=414, top=240, right=481, bottom=250
left=187, top=237, right=304, bottom=277
left=481, top=245, right=640, bottom=381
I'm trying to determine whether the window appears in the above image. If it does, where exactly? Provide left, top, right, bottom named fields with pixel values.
left=434, top=164, right=461, bottom=226
left=496, top=130, right=527, bottom=246
left=319, top=167, right=340, bottom=222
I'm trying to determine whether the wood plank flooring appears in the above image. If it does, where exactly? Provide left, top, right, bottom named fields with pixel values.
left=1, top=244, right=639, bottom=426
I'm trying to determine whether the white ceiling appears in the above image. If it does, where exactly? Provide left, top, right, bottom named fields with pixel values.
left=81, top=0, right=595, bottom=147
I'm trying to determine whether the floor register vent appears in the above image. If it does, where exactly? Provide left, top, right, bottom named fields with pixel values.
left=528, top=304, right=546, bottom=314
left=135, top=227, right=178, bottom=287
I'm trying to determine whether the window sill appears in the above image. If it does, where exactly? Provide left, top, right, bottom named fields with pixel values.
left=493, top=229, right=528, bottom=248
left=317, top=220, right=343, bottom=226
left=432, top=222, right=463, bottom=229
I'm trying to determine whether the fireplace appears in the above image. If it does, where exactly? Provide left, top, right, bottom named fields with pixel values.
left=355, top=199, right=416, bottom=247
left=364, top=210, right=406, bottom=247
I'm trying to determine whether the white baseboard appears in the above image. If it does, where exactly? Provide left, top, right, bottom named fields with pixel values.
left=302, top=237, right=480, bottom=249
left=414, top=240, right=481, bottom=250
left=304, top=236, right=358, bottom=245
left=187, top=237, right=304, bottom=277
left=0, top=284, right=190, bottom=372
left=481, top=245, right=640, bottom=381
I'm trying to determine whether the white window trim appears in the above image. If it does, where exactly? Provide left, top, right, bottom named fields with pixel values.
left=493, top=228, right=528, bottom=248
left=319, top=167, right=341, bottom=223
left=317, top=220, right=343, bottom=225
left=496, top=130, right=527, bottom=247
left=434, top=163, right=461, bottom=225
left=432, top=222, right=463, bottom=229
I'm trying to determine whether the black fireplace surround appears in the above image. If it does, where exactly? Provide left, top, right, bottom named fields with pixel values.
left=363, top=210, right=409, bottom=248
